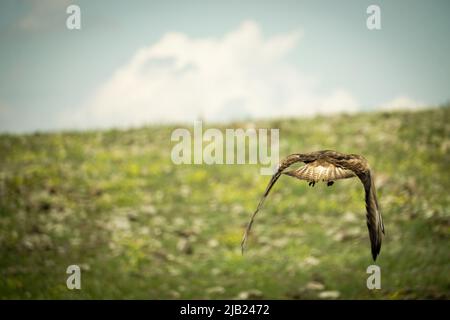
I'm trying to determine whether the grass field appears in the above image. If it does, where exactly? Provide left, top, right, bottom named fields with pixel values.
left=0, top=106, right=449, bottom=299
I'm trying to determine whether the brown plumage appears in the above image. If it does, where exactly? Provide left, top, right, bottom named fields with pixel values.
left=241, top=150, right=385, bottom=261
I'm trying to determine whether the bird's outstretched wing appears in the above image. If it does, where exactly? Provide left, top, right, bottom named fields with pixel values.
left=240, top=154, right=306, bottom=254
left=357, top=170, right=385, bottom=261
left=241, top=150, right=385, bottom=261
left=284, top=159, right=384, bottom=260
left=285, top=161, right=356, bottom=182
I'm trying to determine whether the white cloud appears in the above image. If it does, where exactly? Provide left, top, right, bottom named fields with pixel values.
left=69, top=21, right=359, bottom=129
left=379, top=96, right=425, bottom=111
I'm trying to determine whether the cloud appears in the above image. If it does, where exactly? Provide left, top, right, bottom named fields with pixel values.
left=379, top=96, right=425, bottom=111
left=68, top=21, right=359, bottom=129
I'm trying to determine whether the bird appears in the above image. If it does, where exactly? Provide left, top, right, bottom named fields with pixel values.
left=241, top=150, right=385, bottom=261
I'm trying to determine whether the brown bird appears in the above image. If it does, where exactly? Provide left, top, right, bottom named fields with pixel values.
left=241, top=150, right=385, bottom=261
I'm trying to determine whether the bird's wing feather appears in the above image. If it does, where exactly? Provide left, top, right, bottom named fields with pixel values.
left=357, top=170, right=385, bottom=261
left=285, top=161, right=356, bottom=182
left=241, top=154, right=305, bottom=254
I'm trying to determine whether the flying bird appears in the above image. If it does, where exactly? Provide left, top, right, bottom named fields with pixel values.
left=241, top=150, right=385, bottom=261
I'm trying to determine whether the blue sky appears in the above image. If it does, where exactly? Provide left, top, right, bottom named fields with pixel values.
left=0, top=0, right=449, bottom=132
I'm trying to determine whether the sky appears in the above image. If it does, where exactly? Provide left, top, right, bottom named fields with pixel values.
left=0, top=0, right=449, bottom=133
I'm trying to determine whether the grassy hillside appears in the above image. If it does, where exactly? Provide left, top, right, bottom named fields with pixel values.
left=0, top=106, right=449, bottom=299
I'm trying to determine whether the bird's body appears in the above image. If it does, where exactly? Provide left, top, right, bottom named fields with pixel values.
left=241, top=150, right=385, bottom=261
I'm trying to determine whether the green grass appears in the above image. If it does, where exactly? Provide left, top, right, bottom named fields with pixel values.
left=0, top=106, right=449, bottom=299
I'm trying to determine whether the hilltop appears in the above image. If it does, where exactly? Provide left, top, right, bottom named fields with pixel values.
left=0, top=106, right=449, bottom=299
